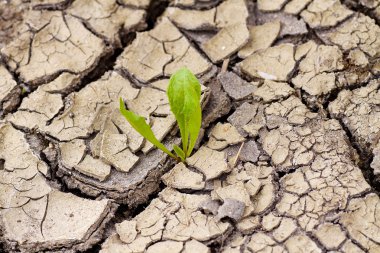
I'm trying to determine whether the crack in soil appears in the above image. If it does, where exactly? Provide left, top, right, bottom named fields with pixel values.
left=335, top=117, right=380, bottom=194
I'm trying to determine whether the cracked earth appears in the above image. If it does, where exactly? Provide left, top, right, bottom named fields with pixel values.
left=0, top=0, right=380, bottom=252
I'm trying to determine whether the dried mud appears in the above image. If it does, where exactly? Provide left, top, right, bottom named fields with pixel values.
left=1, top=0, right=380, bottom=252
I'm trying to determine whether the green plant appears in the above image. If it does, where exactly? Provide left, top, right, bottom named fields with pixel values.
left=119, top=68, right=202, bottom=162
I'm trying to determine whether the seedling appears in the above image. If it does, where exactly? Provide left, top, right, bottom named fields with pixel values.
left=120, top=68, right=202, bottom=162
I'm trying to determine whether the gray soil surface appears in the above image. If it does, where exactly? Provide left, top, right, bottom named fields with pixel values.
left=1, top=0, right=380, bottom=252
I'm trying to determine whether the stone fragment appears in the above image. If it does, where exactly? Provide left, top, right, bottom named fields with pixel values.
left=202, top=78, right=232, bottom=128
left=218, top=71, right=256, bottom=100
left=202, top=23, right=249, bottom=63
left=227, top=102, right=259, bottom=136
left=213, top=182, right=254, bottom=217
left=240, top=44, right=296, bottom=81
left=301, top=0, right=353, bottom=28
left=162, top=163, right=205, bottom=190
left=199, top=200, right=220, bottom=215
left=216, top=198, right=245, bottom=222
left=257, top=12, right=308, bottom=37
left=242, top=141, right=261, bottom=163
left=187, top=146, right=229, bottom=180
left=225, top=140, right=261, bottom=164
left=238, top=21, right=281, bottom=59
left=75, top=155, right=111, bottom=181
left=253, top=80, right=294, bottom=102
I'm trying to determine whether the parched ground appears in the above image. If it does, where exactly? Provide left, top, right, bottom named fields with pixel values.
left=1, top=0, right=380, bottom=252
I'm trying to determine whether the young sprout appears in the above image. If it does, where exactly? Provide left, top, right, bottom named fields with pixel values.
left=120, top=67, right=202, bottom=162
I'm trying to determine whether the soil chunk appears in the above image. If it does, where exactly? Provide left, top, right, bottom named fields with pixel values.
left=1, top=11, right=110, bottom=85
left=67, top=0, right=146, bottom=46
left=116, top=18, right=212, bottom=83
left=238, top=21, right=281, bottom=59
left=218, top=71, right=256, bottom=100
left=239, top=44, right=296, bottom=81
left=320, top=14, right=380, bottom=57
left=0, top=65, right=20, bottom=115
left=0, top=124, right=116, bottom=252
left=201, top=23, right=250, bottom=63
left=301, top=0, right=353, bottom=28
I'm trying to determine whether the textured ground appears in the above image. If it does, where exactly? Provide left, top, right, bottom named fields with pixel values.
left=0, top=0, right=380, bottom=252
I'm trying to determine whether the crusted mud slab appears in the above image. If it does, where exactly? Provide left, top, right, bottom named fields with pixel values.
left=1, top=0, right=380, bottom=252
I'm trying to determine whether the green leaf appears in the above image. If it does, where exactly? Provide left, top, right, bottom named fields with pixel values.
left=173, top=144, right=186, bottom=162
left=186, top=104, right=201, bottom=156
left=167, top=68, right=202, bottom=158
left=119, top=98, right=176, bottom=159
